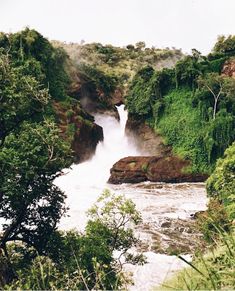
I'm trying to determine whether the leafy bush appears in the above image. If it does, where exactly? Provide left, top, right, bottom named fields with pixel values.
left=158, top=142, right=235, bottom=291
left=197, top=199, right=231, bottom=243
left=207, top=142, right=235, bottom=219
left=1, top=28, right=70, bottom=100
left=213, top=35, right=235, bottom=55
left=78, top=63, right=118, bottom=96
left=7, top=191, right=145, bottom=290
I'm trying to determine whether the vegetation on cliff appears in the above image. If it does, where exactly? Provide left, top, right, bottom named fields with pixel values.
left=126, top=38, right=235, bottom=173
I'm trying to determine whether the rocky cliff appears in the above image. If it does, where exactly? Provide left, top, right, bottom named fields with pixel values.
left=69, top=70, right=122, bottom=119
left=53, top=101, right=103, bottom=163
left=126, top=114, right=171, bottom=156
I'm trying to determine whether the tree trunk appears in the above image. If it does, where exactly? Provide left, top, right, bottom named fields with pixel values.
left=0, top=249, right=17, bottom=288
left=213, top=97, right=218, bottom=120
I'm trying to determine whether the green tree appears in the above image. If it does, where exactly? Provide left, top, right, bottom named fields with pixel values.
left=87, top=190, right=145, bottom=267
left=126, top=44, right=135, bottom=51
left=0, top=120, right=71, bottom=253
left=0, top=43, right=72, bottom=286
left=42, top=190, right=145, bottom=290
left=126, top=66, right=155, bottom=116
left=175, top=55, right=202, bottom=89
left=206, top=142, right=235, bottom=219
left=198, top=73, right=235, bottom=119
left=213, top=35, right=235, bottom=54
left=135, top=41, right=146, bottom=51
left=0, top=52, right=50, bottom=146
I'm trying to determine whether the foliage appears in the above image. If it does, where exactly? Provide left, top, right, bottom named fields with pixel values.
left=0, top=120, right=72, bottom=254
left=197, top=72, right=235, bottom=119
left=7, top=191, right=145, bottom=290
left=1, top=28, right=70, bottom=100
left=154, top=88, right=210, bottom=172
left=175, top=55, right=202, bottom=89
left=213, top=35, right=235, bottom=55
left=0, top=52, right=50, bottom=145
left=157, top=142, right=235, bottom=291
left=196, top=199, right=231, bottom=243
left=87, top=190, right=145, bottom=266
left=126, top=66, right=155, bottom=116
left=53, top=40, right=183, bottom=90
left=126, top=44, right=235, bottom=173
left=206, top=142, right=235, bottom=220
left=0, top=29, right=76, bottom=287
left=78, top=63, right=118, bottom=97
left=126, top=66, right=174, bottom=117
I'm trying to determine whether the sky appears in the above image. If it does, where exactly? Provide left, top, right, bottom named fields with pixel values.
left=1, top=0, right=235, bottom=54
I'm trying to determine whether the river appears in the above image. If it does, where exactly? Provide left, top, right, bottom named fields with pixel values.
left=55, top=105, right=208, bottom=290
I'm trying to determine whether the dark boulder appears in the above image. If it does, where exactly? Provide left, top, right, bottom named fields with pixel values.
left=108, top=156, right=208, bottom=184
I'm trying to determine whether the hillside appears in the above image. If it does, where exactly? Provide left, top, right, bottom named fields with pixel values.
left=0, top=28, right=235, bottom=290
left=52, top=40, right=183, bottom=88
left=125, top=42, right=235, bottom=174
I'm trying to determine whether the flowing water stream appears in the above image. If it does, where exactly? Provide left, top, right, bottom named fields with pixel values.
left=55, top=105, right=208, bottom=290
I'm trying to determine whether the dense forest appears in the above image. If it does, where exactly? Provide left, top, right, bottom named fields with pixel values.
left=0, top=29, right=145, bottom=289
left=0, top=28, right=234, bottom=289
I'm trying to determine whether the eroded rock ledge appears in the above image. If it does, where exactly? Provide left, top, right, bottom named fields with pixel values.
left=108, top=156, right=208, bottom=184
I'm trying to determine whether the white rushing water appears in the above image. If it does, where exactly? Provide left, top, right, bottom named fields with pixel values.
left=55, top=105, right=140, bottom=230
left=55, top=105, right=208, bottom=290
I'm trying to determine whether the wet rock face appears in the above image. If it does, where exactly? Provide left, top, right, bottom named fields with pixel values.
left=125, top=115, right=171, bottom=156
left=71, top=121, right=103, bottom=163
left=53, top=101, right=103, bottom=163
left=108, top=156, right=208, bottom=184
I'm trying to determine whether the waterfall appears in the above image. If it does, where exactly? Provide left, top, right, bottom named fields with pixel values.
left=55, top=105, right=139, bottom=230
left=55, top=105, right=207, bottom=290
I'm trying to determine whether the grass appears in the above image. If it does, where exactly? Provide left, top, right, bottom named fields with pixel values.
left=6, top=254, right=126, bottom=291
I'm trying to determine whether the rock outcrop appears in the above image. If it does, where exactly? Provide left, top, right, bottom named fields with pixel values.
left=108, top=156, right=208, bottom=184
left=69, top=71, right=122, bottom=120
left=222, top=57, right=235, bottom=78
left=53, top=101, right=103, bottom=163
left=125, top=115, right=171, bottom=156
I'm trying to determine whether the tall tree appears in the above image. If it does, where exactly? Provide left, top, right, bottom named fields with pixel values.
left=0, top=49, right=71, bottom=285
left=198, top=73, right=235, bottom=120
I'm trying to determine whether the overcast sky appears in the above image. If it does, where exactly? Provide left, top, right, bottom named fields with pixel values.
left=1, top=0, right=235, bottom=54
